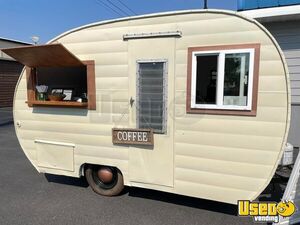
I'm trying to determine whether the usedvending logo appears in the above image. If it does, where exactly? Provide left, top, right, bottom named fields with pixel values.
left=238, top=200, right=296, bottom=223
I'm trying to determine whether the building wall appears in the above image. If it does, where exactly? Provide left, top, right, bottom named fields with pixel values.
left=0, top=60, right=23, bottom=107
left=238, top=0, right=300, bottom=11
left=0, top=39, right=29, bottom=108
left=263, top=21, right=300, bottom=147
left=0, top=40, right=23, bottom=60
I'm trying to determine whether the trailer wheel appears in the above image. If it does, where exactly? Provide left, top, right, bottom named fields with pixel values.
left=85, top=165, right=124, bottom=196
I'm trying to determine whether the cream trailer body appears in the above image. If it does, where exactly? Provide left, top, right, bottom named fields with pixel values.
left=3, top=10, right=290, bottom=204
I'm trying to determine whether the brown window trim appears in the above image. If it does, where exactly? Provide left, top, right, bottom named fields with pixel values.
left=186, top=43, right=260, bottom=116
left=25, top=60, right=96, bottom=110
left=83, top=60, right=96, bottom=110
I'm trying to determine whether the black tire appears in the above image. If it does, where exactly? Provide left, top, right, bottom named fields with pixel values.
left=85, top=165, right=124, bottom=196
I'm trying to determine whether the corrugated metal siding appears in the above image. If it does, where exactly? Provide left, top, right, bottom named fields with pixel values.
left=263, top=21, right=300, bottom=147
left=13, top=11, right=289, bottom=204
left=286, top=105, right=300, bottom=147
left=0, top=60, right=23, bottom=107
left=264, top=21, right=300, bottom=104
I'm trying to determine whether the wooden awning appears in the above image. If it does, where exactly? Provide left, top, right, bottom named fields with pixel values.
left=1, top=43, right=84, bottom=67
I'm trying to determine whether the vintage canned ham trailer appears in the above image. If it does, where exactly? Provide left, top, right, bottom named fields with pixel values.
left=2, top=9, right=290, bottom=204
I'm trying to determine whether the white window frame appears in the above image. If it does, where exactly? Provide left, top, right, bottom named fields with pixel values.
left=190, top=48, right=255, bottom=111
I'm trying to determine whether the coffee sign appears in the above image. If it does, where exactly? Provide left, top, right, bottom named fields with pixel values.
left=112, top=128, right=154, bottom=146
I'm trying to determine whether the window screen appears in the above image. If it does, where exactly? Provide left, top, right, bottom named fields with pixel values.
left=137, top=62, right=166, bottom=133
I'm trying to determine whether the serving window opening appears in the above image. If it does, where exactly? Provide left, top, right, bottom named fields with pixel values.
left=26, top=61, right=95, bottom=109
left=33, top=65, right=85, bottom=103
left=2, top=44, right=96, bottom=110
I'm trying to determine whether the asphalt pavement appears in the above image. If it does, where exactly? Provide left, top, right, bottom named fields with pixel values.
left=0, top=124, right=258, bottom=225
left=0, top=107, right=13, bottom=126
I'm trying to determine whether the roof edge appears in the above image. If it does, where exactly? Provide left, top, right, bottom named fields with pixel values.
left=48, top=9, right=243, bottom=43
left=0, top=37, right=31, bottom=45
left=239, top=4, right=300, bottom=21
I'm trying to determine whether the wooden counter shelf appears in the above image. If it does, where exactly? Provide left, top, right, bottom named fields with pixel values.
left=26, top=100, right=88, bottom=108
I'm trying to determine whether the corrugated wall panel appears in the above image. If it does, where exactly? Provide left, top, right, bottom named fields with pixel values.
left=263, top=21, right=300, bottom=148
left=264, top=21, right=300, bottom=104
left=0, top=60, right=23, bottom=107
